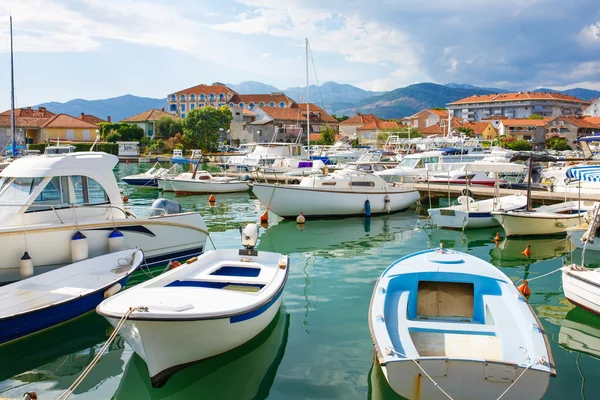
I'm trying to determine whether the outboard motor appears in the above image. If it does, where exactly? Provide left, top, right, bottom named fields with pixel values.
left=150, top=198, right=183, bottom=217
left=239, top=223, right=259, bottom=256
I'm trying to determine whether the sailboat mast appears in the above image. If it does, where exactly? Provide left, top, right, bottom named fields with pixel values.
left=10, top=16, right=16, bottom=158
left=305, top=38, right=310, bottom=151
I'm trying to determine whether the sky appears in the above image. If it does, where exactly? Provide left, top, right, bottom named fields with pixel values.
left=0, top=0, right=600, bottom=111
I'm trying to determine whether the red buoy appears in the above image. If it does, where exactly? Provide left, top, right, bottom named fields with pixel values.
left=122, top=195, right=128, bottom=204
left=517, top=279, right=531, bottom=296
left=521, top=244, right=531, bottom=258
left=208, top=194, right=216, bottom=203
left=493, top=232, right=501, bottom=243
left=260, top=210, right=269, bottom=222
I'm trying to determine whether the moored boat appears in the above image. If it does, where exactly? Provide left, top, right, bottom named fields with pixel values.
left=121, top=162, right=168, bottom=188
left=0, top=249, right=142, bottom=345
left=97, top=225, right=289, bottom=387
left=369, top=247, right=555, bottom=400
left=252, top=169, right=420, bottom=219
left=169, top=170, right=249, bottom=194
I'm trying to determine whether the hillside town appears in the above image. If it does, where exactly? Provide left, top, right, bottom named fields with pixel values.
left=2, top=82, right=600, bottom=154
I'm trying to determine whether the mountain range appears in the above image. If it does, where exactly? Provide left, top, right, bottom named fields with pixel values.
left=34, top=81, right=600, bottom=122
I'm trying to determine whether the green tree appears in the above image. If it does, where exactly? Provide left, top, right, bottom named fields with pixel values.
left=331, top=114, right=349, bottom=123
left=545, top=135, right=571, bottom=151
left=458, top=127, right=475, bottom=137
left=156, top=116, right=182, bottom=139
left=505, top=139, right=531, bottom=151
left=320, top=126, right=337, bottom=145
left=98, top=122, right=144, bottom=142
left=528, top=114, right=544, bottom=120
left=431, top=107, right=447, bottom=111
left=182, top=106, right=233, bottom=152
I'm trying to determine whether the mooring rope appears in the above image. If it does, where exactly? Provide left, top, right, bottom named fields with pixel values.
left=56, top=306, right=146, bottom=400
left=515, top=267, right=562, bottom=285
left=495, top=358, right=544, bottom=400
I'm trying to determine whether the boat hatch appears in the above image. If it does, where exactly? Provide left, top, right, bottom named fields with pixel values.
left=440, top=209, right=455, bottom=216
left=417, top=281, right=474, bottom=320
left=210, top=266, right=261, bottom=277
left=167, top=280, right=264, bottom=292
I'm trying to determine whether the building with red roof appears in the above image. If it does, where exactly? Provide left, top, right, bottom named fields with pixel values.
left=448, top=91, right=590, bottom=122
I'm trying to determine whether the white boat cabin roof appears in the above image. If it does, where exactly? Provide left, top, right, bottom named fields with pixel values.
left=1, top=152, right=118, bottom=179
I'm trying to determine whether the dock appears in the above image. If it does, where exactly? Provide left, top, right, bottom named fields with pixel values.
left=213, top=171, right=598, bottom=204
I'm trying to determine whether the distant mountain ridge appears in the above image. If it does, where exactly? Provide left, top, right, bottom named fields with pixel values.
left=32, top=81, right=598, bottom=121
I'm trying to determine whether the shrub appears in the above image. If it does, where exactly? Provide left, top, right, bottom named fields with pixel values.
left=545, top=135, right=571, bottom=151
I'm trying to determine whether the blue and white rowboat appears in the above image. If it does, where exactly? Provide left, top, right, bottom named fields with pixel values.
left=97, top=246, right=289, bottom=388
left=369, top=248, right=555, bottom=400
left=0, top=249, right=142, bottom=345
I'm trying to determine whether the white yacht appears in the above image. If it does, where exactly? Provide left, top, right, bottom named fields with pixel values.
left=252, top=169, right=420, bottom=219
left=376, top=151, right=443, bottom=183
left=0, top=152, right=209, bottom=283
left=225, top=143, right=310, bottom=172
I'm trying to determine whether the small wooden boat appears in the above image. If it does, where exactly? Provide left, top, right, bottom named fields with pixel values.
left=0, top=249, right=142, bottom=345
left=97, top=225, right=289, bottom=387
left=169, top=170, right=249, bottom=194
left=492, top=200, right=597, bottom=237
left=369, top=247, right=555, bottom=400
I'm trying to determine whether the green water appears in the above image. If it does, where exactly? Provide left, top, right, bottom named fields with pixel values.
left=1, top=163, right=600, bottom=399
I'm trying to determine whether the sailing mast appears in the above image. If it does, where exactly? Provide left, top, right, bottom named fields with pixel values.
left=305, top=38, right=310, bottom=151
left=9, top=16, right=16, bottom=158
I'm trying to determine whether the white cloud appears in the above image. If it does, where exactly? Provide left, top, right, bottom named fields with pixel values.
left=579, top=21, right=600, bottom=46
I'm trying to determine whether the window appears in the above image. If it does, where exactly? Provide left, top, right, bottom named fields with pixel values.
left=269, top=102, right=275, bottom=107
left=31, top=176, right=70, bottom=211
left=181, top=113, right=185, bottom=118
left=191, top=104, right=195, bottom=109
left=218, top=103, right=224, bottom=107
left=190, top=94, right=195, bottom=101
left=0, top=177, right=40, bottom=209
left=66, top=130, right=75, bottom=140
left=200, top=94, right=205, bottom=101
left=350, top=181, right=375, bottom=187
left=219, top=93, right=225, bottom=100
left=279, top=102, right=285, bottom=107
left=260, top=102, right=265, bottom=107
left=86, top=177, right=109, bottom=205
left=322, top=182, right=337, bottom=186
left=229, top=102, right=234, bottom=107
left=209, top=94, right=215, bottom=101
left=170, top=95, right=176, bottom=101
left=240, top=103, right=244, bottom=109
left=199, top=103, right=205, bottom=107
left=170, top=104, right=177, bottom=111
left=180, top=94, right=186, bottom=101
left=83, top=129, right=91, bottom=141
left=181, top=104, right=186, bottom=111
left=249, top=102, right=255, bottom=109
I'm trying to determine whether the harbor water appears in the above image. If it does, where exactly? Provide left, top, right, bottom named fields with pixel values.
left=1, top=163, right=599, bottom=399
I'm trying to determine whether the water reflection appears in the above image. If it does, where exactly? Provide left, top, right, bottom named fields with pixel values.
left=489, top=236, right=573, bottom=268
left=113, top=308, right=290, bottom=400
left=368, top=358, right=403, bottom=400
left=258, top=215, right=417, bottom=257
left=559, top=307, right=600, bottom=360
left=426, top=227, right=497, bottom=250
left=0, top=313, right=124, bottom=393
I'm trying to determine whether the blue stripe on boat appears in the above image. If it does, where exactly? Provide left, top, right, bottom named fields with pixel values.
left=0, top=275, right=131, bottom=345
left=166, top=280, right=265, bottom=290
left=230, top=288, right=284, bottom=324
left=211, top=266, right=261, bottom=277
left=408, top=327, right=496, bottom=336
left=469, top=212, right=492, bottom=218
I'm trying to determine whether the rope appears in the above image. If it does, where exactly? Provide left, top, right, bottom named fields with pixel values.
left=515, top=267, right=562, bottom=285
left=385, top=347, right=455, bottom=400
left=56, top=307, right=145, bottom=400
left=495, top=358, right=542, bottom=400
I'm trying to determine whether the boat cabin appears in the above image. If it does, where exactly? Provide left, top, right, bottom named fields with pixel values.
left=0, top=152, right=124, bottom=226
left=394, top=151, right=443, bottom=170
left=44, top=145, right=76, bottom=155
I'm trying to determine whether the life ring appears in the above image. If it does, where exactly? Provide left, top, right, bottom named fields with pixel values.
left=460, top=188, right=473, bottom=198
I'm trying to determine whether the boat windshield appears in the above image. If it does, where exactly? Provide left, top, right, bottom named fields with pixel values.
left=0, top=177, right=43, bottom=208
left=399, top=158, right=420, bottom=168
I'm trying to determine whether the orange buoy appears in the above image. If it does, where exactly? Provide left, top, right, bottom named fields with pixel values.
left=521, top=244, right=531, bottom=258
left=122, top=195, right=128, bottom=204
left=493, top=232, right=501, bottom=242
left=260, top=210, right=269, bottom=222
left=517, top=279, right=531, bottom=296
left=168, top=260, right=182, bottom=270
left=209, top=194, right=216, bottom=203
left=260, top=220, right=269, bottom=229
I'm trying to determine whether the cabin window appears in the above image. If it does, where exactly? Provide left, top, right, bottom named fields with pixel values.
left=416, top=281, right=474, bottom=319
left=70, top=176, right=109, bottom=205
left=350, top=181, right=375, bottom=187
left=322, top=182, right=336, bottom=186
left=31, top=176, right=70, bottom=211
left=0, top=177, right=41, bottom=207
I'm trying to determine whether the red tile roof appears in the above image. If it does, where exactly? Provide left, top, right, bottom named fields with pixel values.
left=0, top=107, right=56, bottom=128
left=552, top=116, right=600, bottom=129
left=40, top=114, right=99, bottom=129
left=358, top=121, right=406, bottom=130
left=121, top=109, right=181, bottom=122
left=464, top=121, right=497, bottom=135
left=259, top=104, right=337, bottom=124
left=0, top=107, right=56, bottom=118
left=428, top=109, right=449, bottom=118
left=419, top=118, right=466, bottom=136
left=172, top=83, right=236, bottom=96
left=77, top=113, right=106, bottom=125
left=582, top=116, right=600, bottom=126
left=297, top=103, right=338, bottom=123
left=500, top=119, right=547, bottom=127
left=450, top=92, right=589, bottom=105
left=230, top=93, right=294, bottom=106
left=309, top=133, right=345, bottom=141
left=340, top=113, right=382, bottom=126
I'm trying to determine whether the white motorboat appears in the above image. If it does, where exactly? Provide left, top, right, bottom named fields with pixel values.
left=260, top=158, right=325, bottom=175
left=153, top=164, right=184, bottom=192
left=225, top=142, right=310, bottom=172
left=369, top=247, right=555, bottom=400
left=0, top=249, right=142, bottom=345
left=252, top=169, right=420, bottom=219
left=169, top=170, right=249, bottom=194
left=376, top=151, right=444, bottom=183
left=121, top=162, right=169, bottom=188
left=428, top=162, right=527, bottom=229
left=492, top=200, right=597, bottom=236
left=97, top=225, right=289, bottom=387
left=426, top=164, right=504, bottom=187
left=0, top=152, right=208, bottom=283
left=543, top=164, right=600, bottom=195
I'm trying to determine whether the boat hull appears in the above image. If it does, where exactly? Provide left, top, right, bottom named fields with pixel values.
left=252, top=184, right=420, bottom=218
left=121, top=177, right=158, bottom=187
left=428, top=208, right=498, bottom=229
left=381, top=359, right=550, bottom=400
left=0, top=213, right=207, bottom=283
left=493, top=212, right=586, bottom=236
left=568, top=228, right=600, bottom=251
left=0, top=274, right=131, bottom=345
left=157, top=179, right=174, bottom=192
left=103, top=289, right=284, bottom=387
left=171, top=180, right=249, bottom=194
left=562, top=269, right=600, bottom=316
